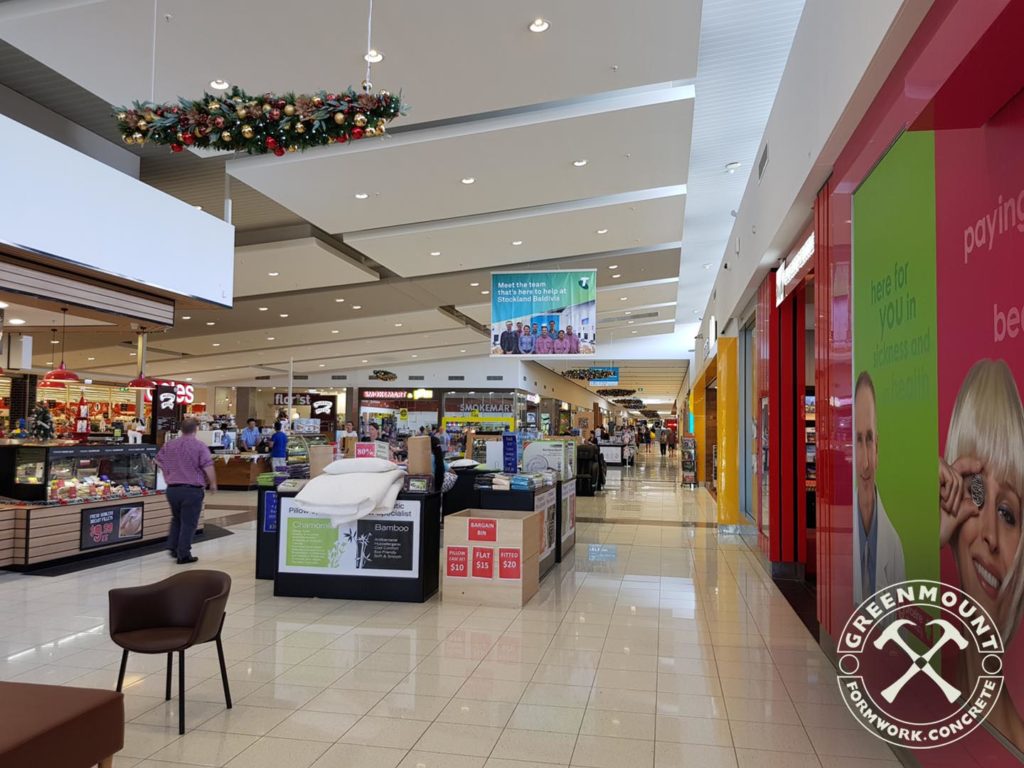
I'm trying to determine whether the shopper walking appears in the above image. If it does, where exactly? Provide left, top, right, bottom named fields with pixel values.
left=659, top=427, right=668, bottom=456
left=156, top=418, right=216, bottom=564
left=270, top=421, right=289, bottom=471
left=668, top=429, right=677, bottom=453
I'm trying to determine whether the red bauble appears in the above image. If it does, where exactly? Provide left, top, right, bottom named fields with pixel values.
left=275, top=99, right=286, bottom=109
left=273, top=147, right=285, bottom=157
left=269, top=108, right=282, bottom=121
left=326, top=93, right=338, bottom=101
left=213, top=116, right=225, bottom=128
left=265, top=137, right=278, bottom=149
left=170, top=143, right=184, bottom=153
left=338, top=133, right=348, bottom=143
left=351, top=127, right=364, bottom=140
left=181, top=133, right=195, bottom=145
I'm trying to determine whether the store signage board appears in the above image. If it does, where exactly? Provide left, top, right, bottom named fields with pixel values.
left=273, top=393, right=313, bottom=406
left=263, top=491, right=278, bottom=533
left=363, top=390, right=411, bottom=400
left=80, top=503, right=144, bottom=550
left=490, top=270, right=597, bottom=357
left=498, top=548, right=522, bottom=579
left=446, top=546, right=468, bottom=577
left=468, top=518, right=497, bottom=542
left=775, top=232, right=815, bottom=306
left=278, top=497, right=420, bottom=578
left=143, top=382, right=194, bottom=405
left=472, top=547, right=494, bottom=578
left=561, top=482, right=576, bottom=541
left=535, top=486, right=557, bottom=560
left=502, top=433, right=519, bottom=473
left=587, top=367, right=619, bottom=386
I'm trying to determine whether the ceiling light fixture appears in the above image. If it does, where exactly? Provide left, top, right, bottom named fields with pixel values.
left=267, top=336, right=275, bottom=341
left=212, top=343, right=220, bottom=347
left=182, top=315, right=191, bottom=320
left=596, top=228, right=609, bottom=234
left=335, top=298, right=345, bottom=303
left=206, top=321, right=216, bottom=326
left=319, top=363, right=326, bottom=367
left=364, top=48, right=383, bottom=63
left=612, top=274, right=621, bottom=278
left=87, top=357, right=95, bottom=361
left=430, top=251, right=441, bottom=256
left=258, top=307, right=268, bottom=311
left=631, top=330, right=638, bottom=334
left=725, top=161, right=742, bottom=173
left=573, top=159, right=587, bottom=167
left=511, top=240, right=523, bottom=246
left=50, top=339, right=60, bottom=345
left=280, top=313, right=289, bottom=318
left=7, top=319, right=25, bottom=325
left=411, top=354, right=418, bottom=358
left=354, top=192, right=369, bottom=199
left=620, top=296, right=628, bottom=301
left=470, top=282, right=480, bottom=287
left=703, top=263, right=712, bottom=270
left=268, top=271, right=279, bottom=277
left=624, top=311, right=632, bottom=315
left=481, top=290, right=490, bottom=295
left=331, top=329, right=340, bottom=334
left=461, top=177, right=475, bottom=185
left=185, top=377, right=193, bottom=382
left=529, top=18, right=550, bottom=32
left=628, top=320, right=634, bottom=324
left=0, top=301, right=8, bottom=309
left=209, top=79, right=230, bottom=90
left=361, top=359, right=368, bottom=363
left=39, top=309, right=80, bottom=389
left=353, top=305, right=362, bottom=309
left=394, top=323, right=403, bottom=327
left=608, top=264, right=618, bottom=269
left=460, top=349, right=466, bottom=353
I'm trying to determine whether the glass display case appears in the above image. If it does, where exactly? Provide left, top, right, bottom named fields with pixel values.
left=0, top=443, right=159, bottom=502
left=285, top=433, right=328, bottom=466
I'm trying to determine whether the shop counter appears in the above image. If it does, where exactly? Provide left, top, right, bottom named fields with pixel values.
left=213, top=453, right=271, bottom=490
left=274, top=491, right=441, bottom=602
left=598, top=443, right=624, bottom=467
left=478, top=484, right=558, bottom=578
left=0, top=493, right=205, bottom=569
left=555, top=479, right=576, bottom=562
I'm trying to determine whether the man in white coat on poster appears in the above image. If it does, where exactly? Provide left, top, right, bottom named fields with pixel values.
left=852, top=371, right=906, bottom=605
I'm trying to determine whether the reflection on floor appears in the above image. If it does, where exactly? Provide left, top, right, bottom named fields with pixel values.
left=0, top=452, right=893, bottom=768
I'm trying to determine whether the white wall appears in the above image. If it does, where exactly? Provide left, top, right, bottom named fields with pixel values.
left=694, top=0, right=932, bottom=373
left=0, top=114, right=235, bottom=306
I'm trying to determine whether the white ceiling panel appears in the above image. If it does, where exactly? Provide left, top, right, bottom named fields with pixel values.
left=234, top=237, right=378, bottom=297
left=348, top=192, right=685, bottom=277
left=227, top=93, right=693, bottom=234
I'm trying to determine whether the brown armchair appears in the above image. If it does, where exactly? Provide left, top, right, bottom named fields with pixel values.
left=108, top=570, right=232, bottom=734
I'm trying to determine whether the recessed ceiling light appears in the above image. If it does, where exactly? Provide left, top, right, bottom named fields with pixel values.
left=182, top=315, right=191, bottom=320
left=129, top=352, right=137, bottom=356
left=430, top=251, right=441, bottom=256
left=258, top=307, right=268, bottom=311
left=0, top=301, right=8, bottom=309
left=612, top=274, right=621, bottom=278
left=620, top=296, right=628, bottom=301
left=335, top=298, right=345, bottom=303
left=87, top=357, right=95, bottom=361
left=352, top=305, right=362, bottom=309
left=624, top=311, right=632, bottom=315
left=596, top=228, right=609, bottom=235
left=725, top=161, right=742, bottom=173
left=268, top=271, right=279, bottom=277
left=461, top=177, right=475, bottom=185
left=193, top=205, right=203, bottom=211
left=529, top=17, right=550, bottom=32
left=206, top=321, right=216, bottom=326
left=631, top=330, right=638, bottom=334
left=7, top=318, right=25, bottom=325
left=319, top=363, right=326, bottom=367
left=573, top=159, right=587, bottom=167
left=411, top=354, right=418, bottom=358
left=209, top=79, right=230, bottom=90
left=267, top=336, right=275, bottom=341
left=703, top=263, right=712, bottom=270
left=470, top=282, right=480, bottom=287
left=212, top=343, right=220, bottom=347
left=354, top=193, right=369, bottom=200
left=481, top=290, right=490, bottom=295
left=692, top=309, right=699, bottom=315
left=331, top=329, right=340, bottom=334
left=511, top=240, right=523, bottom=246
left=45, top=361, right=53, bottom=365
left=185, top=377, right=193, bottom=381
left=364, top=49, right=383, bottom=63
left=280, top=313, right=288, bottom=318
left=628, top=320, right=634, bottom=324
left=394, top=323, right=403, bottom=327
left=361, top=359, right=368, bottom=363
left=460, top=349, right=466, bottom=353
left=608, top=264, right=618, bottom=269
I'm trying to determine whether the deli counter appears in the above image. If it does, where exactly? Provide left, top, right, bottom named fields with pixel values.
left=0, top=442, right=187, bottom=570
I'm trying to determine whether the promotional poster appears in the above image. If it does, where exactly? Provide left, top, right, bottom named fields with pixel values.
left=490, top=270, right=596, bottom=357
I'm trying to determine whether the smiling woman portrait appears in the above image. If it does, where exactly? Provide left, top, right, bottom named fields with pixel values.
left=940, top=358, right=1024, bottom=751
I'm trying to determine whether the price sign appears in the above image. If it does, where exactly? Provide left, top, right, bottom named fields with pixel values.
left=472, top=547, right=494, bottom=578
left=468, top=518, right=497, bottom=542
left=498, top=547, right=522, bottom=580
left=446, top=546, right=468, bottom=578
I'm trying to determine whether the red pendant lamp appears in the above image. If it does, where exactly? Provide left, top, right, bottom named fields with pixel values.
left=39, top=309, right=80, bottom=390
left=127, top=330, right=157, bottom=390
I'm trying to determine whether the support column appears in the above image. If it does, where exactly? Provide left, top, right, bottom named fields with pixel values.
left=716, top=337, right=743, bottom=527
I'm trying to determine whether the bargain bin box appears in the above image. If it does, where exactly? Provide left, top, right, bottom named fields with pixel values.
left=443, top=509, right=541, bottom=607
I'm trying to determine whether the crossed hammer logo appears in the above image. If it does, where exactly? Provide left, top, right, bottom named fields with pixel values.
left=874, top=618, right=969, bottom=704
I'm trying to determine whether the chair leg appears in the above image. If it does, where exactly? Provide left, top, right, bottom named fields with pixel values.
left=215, top=635, right=232, bottom=709
left=115, top=649, right=128, bottom=692
left=178, top=649, right=185, bottom=735
left=98, top=757, right=113, bottom=768
left=165, top=652, right=173, bottom=701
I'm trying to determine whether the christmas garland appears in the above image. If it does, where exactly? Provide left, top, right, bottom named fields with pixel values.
left=370, top=369, right=397, bottom=382
left=613, top=398, right=645, bottom=409
left=113, top=85, right=405, bottom=156
left=640, top=409, right=660, bottom=418
left=596, top=388, right=636, bottom=398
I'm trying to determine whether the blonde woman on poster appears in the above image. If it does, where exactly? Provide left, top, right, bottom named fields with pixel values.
left=939, top=358, right=1024, bottom=751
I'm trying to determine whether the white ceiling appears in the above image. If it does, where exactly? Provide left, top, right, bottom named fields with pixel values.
left=1, top=0, right=809, bottom=403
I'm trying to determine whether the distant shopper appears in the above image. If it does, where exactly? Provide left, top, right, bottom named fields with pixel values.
left=241, top=418, right=261, bottom=450
left=668, top=429, right=677, bottom=453
left=219, top=423, right=234, bottom=451
left=339, top=421, right=358, bottom=439
left=659, top=427, right=669, bottom=456
left=156, top=418, right=216, bottom=564
left=553, top=330, right=570, bottom=354
left=565, top=325, right=581, bottom=354
left=500, top=321, right=519, bottom=354
left=362, top=422, right=381, bottom=442
left=518, top=325, right=535, bottom=354
left=535, top=326, right=554, bottom=354
left=430, top=435, right=446, bottom=491
left=270, top=422, right=289, bottom=471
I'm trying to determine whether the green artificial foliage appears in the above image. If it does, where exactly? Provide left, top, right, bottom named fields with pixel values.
left=113, top=85, right=405, bottom=156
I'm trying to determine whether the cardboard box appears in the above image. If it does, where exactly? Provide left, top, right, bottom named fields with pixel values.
left=443, top=509, right=541, bottom=607
left=406, top=434, right=432, bottom=475
left=309, top=445, right=335, bottom=477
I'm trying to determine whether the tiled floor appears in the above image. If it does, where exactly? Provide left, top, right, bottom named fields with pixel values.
left=0, top=453, right=896, bottom=767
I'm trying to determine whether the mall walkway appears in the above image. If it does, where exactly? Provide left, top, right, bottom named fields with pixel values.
left=0, top=455, right=892, bottom=767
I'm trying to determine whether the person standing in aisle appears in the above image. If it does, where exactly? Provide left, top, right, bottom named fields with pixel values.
left=270, top=421, right=289, bottom=472
left=156, top=418, right=216, bottom=564
left=659, top=426, right=669, bottom=456
left=668, top=429, right=677, bottom=453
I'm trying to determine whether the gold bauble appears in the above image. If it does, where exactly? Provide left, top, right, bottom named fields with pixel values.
left=136, top=119, right=148, bottom=130
left=326, top=136, right=336, bottom=144
left=376, top=121, right=386, bottom=134
left=116, top=111, right=127, bottom=122
left=241, top=124, right=254, bottom=139
left=121, top=134, right=133, bottom=144
left=294, top=122, right=306, bottom=134
left=353, top=113, right=368, bottom=127
left=221, top=130, right=233, bottom=142
left=144, top=110, right=156, bottom=121
left=176, top=131, right=184, bottom=142
left=333, top=112, right=345, bottom=125
left=287, top=145, right=298, bottom=153
left=379, top=90, right=390, bottom=99
left=208, top=101, right=221, bottom=112
left=131, top=132, right=144, bottom=143
left=365, top=126, right=377, bottom=137
left=283, top=104, right=296, bottom=116
left=236, top=107, right=248, bottom=120
left=262, top=102, right=272, bottom=113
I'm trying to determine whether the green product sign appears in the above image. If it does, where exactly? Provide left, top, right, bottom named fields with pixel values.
left=851, top=130, right=939, bottom=603
left=285, top=516, right=338, bottom=568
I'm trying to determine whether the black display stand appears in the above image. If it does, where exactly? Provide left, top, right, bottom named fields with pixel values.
left=478, top=484, right=557, bottom=578
left=255, top=485, right=282, bottom=580
left=274, top=491, right=441, bottom=602
left=441, top=468, right=489, bottom=517
left=555, top=479, right=576, bottom=563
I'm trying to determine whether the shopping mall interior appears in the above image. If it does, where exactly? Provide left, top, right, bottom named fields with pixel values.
left=1, top=1, right=1023, bottom=766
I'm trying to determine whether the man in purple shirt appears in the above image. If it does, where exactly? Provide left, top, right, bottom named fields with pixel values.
left=553, top=330, right=570, bottom=354
left=534, top=327, right=554, bottom=354
left=156, top=419, right=217, bottom=564
left=565, top=325, right=581, bottom=354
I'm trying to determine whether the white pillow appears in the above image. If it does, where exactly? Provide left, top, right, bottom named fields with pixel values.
left=450, top=458, right=479, bottom=469
left=323, top=457, right=399, bottom=475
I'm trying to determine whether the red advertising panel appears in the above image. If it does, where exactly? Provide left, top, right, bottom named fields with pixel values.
left=498, top=548, right=521, bottom=580
left=468, top=519, right=497, bottom=542
left=471, top=547, right=494, bottom=579
left=446, top=546, right=468, bottom=578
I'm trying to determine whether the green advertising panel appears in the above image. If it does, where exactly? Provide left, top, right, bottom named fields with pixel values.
left=851, top=130, right=938, bottom=605
left=490, top=270, right=597, bottom=357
